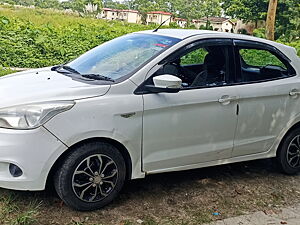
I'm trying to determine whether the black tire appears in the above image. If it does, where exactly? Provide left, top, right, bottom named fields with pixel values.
left=54, top=141, right=126, bottom=211
left=276, top=128, right=300, bottom=175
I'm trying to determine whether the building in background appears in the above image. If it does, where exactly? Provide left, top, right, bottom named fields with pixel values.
left=192, top=17, right=236, bottom=32
left=119, top=9, right=141, bottom=24
left=99, top=8, right=141, bottom=24
left=173, top=17, right=187, bottom=28
left=146, top=11, right=172, bottom=26
left=98, top=8, right=259, bottom=36
left=234, top=20, right=265, bottom=35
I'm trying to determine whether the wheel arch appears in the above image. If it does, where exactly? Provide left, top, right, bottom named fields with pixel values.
left=46, top=137, right=133, bottom=188
left=277, top=120, right=300, bottom=156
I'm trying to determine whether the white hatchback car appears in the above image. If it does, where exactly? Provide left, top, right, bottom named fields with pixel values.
left=0, top=29, right=299, bottom=211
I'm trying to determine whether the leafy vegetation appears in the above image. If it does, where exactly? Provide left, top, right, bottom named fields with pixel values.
left=180, top=48, right=208, bottom=65
left=281, top=41, right=300, bottom=56
left=0, top=67, right=15, bottom=76
left=1, top=0, right=298, bottom=42
left=223, top=0, right=299, bottom=41
left=0, top=5, right=298, bottom=71
left=0, top=6, right=152, bottom=68
left=222, top=0, right=268, bottom=28
left=239, top=49, right=286, bottom=68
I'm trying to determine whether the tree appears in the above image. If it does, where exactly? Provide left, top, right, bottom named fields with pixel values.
left=62, top=0, right=102, bottom=13
left=200, top=0, right=222, bottom=29
left=102, top=0, right=117, bottom=8
left=223, top=0, right=299, bottom=41
left=158, top=0, right=222, bottom=26
left=174, top=0, right=203, bottom=23
left=4, top=0, right=36, bottom=6
left=34, top=0, right=60, bottom=9
left=265, top=0, right=278, bottom=40
left=222, top=0, right=268, bottom=28
left=131, top=0, right=160, bottom=24
left=276, top=0, right=300, bottom=41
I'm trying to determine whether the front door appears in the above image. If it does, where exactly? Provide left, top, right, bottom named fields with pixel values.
left=141, top=39, right=239, bottom=172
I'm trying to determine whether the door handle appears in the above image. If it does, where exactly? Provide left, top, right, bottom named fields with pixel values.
left=218, top=95, right=239, bottom=104
left=289, top=89, right=300, bottom=96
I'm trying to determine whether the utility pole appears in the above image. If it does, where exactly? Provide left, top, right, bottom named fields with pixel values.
left=265, top=0, right=278, bottom=40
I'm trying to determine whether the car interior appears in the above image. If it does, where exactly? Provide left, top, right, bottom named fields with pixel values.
left=150, top=45, right=228, bottom=88
left=143, top=42, right=296, bottom=91
left=238, top=48, right=290, bottom=82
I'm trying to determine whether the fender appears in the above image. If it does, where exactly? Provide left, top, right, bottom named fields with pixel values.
left=269, top=112, right=300, bottom=157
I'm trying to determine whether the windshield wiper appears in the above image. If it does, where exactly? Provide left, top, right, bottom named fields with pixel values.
left=51, top=66, right=115, bottom=82
left=51, top=65, right=80, bottom=74
left=81, top=74, right=115, bottom=82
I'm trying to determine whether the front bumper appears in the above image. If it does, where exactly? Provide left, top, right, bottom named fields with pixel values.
left=0, top=126, right=67, bottom=190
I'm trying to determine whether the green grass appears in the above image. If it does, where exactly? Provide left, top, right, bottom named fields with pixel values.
left=13, top=209, right=38, bottom=225
left=0, top=190, right=42, bottom=225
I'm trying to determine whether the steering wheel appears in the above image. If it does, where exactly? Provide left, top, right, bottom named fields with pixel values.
left=190, top=70, right=207, bottom=87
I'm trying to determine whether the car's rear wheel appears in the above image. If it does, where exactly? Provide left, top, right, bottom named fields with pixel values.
left=54, top=141, right=126, bottom=211
left=277, top=128, right=300, bottom=175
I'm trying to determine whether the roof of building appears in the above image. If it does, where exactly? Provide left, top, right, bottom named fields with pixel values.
left=102, top=8, right=116, bottom=11
left=204, top=17, right=228, bottom=23
left=102, top=8, right=138, bottom=13
left=173, top=17, right=187, bottom=21
left=192, top=17, right=235, bottom=24
left=147, top=11, right=172, bottom=15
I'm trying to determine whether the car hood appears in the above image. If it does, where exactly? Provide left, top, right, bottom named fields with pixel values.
left=0, top=67, right=110, bottom=108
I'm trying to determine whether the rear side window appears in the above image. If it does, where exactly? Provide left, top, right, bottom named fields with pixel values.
left=240, top=49, right=287, bottom=69
left=237, top=47, right=294, bottom=82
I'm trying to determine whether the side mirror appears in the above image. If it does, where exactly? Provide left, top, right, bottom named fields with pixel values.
left=145, top=75, right=182, bottom=93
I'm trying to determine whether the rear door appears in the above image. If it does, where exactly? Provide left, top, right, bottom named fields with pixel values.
left=232, top=40, right=298, bottom=157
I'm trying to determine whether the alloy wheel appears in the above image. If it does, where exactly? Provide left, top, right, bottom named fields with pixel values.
left=72, top=154, right=118, bottom=202
left=286, top=135, right=300, bottom=168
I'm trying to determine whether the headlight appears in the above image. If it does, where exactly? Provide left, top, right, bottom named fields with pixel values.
left=0, top=101, right=75, bottom=130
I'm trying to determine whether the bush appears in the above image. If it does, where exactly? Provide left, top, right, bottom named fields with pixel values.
left=279, top=40, right=300, bottom=56
left=253, top=28, right=266, bottom=39
left=237, top=28, right=249, bottom=35
left=0, top=67, right=15, bottom=76
left=0, top=7, right=150, bottom=68
left=0, top=6, right=298, bottom=70
left=169, top=22, right=181, bottom=29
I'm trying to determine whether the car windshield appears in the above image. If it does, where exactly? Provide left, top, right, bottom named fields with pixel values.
left=67, top=34, right=180, bottom=81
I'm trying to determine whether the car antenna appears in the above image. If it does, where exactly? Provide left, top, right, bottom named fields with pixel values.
left=153, top=16, right=172, bottom=32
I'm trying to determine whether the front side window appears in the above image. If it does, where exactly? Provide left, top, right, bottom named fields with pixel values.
left=67, top=34, right=180, bottom=81
left=238, top=47, right=292, bottom=82
left=148, top=41, right=233, bottom=89
left=180, top=48, right=208, bottom=66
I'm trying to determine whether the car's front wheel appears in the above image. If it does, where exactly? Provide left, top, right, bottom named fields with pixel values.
left=277, top=128, right=300, bottom=175
left=54, top=141, right=126, bottom=211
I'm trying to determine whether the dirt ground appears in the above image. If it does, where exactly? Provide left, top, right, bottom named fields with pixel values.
left=1, top=159, right=300, bottom=225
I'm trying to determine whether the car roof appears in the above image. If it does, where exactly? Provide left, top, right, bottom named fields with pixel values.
left=136, top=29, right=298, bottom=61
left=137, top=29, right=218, bottom=39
